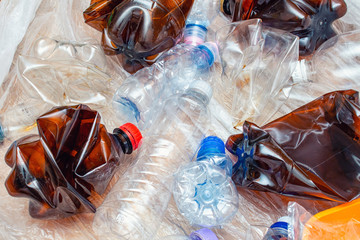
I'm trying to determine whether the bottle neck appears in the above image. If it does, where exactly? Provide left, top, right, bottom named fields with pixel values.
left=112, top=128, right=133, bottom=154
left=184, top=24, right=208, bottom=46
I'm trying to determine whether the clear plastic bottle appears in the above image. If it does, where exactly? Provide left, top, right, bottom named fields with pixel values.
left=93, top=80, right=213, bottom=239
left=160, top=228, right=219, bottom=240
left=0, top=100, right=53, bottom=143
left=173, top=136, right=239, bottom=227
left=183, top=0, right=219, bottom=45
left=112, top=42, right=218, bottom=128
left=262, top=216, right=290, bottom=240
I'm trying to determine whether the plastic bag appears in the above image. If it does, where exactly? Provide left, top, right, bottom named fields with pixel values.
left=226, top=90, right=360, bottom=202
left=213, top=19, right=298, bottom=129
left=0, top=0, right=42, bottom=85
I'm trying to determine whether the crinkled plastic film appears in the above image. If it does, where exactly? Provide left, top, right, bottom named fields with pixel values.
left=1, top=0, right=360, bottom=239
left=213, top=19, right=298, bottom=129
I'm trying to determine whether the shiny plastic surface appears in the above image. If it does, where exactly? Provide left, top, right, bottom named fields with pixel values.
left=226, top=90, right=360, bottom=202
left=93, top=82, right=212, bottom=239
left=5, top=104, right=139, bottom=219
left=112, top=42, right=217, bottom=128
left=302, top=198, right=360, bottom=239
left=220, top=0, right=347, bottom=56
left=173, top=161, right=239, bottom=227
left=214, top=19, right=298, bottom=129
left=83, top=0, right=195, bottom=73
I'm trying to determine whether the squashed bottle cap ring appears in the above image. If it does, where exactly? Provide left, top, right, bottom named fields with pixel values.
left=190, top=228, right=219, bottom=240
left=119, top=123, right=143, bottom=150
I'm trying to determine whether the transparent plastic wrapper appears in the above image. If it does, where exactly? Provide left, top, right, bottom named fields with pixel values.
left=83, top=0, right=195, bottom=73
left=226, top=90, right=360, bottom=202
left=214, top=19, right=298, bottom=129
left=220, top=0, right=347, bottom=56
left=17, top=37, right=110, bottom=106
left=279, top=30, right=360, bottom=116
left=4, top=104, right=142, bottom=219
left=93, top=81, right=212, bottom=239
left=0, top=0, right=42, bottom=85
left=0, top=37, right=115, bottom=143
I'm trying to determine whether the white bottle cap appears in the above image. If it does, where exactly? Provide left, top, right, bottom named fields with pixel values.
left=189, top=80, right=213, bottom=101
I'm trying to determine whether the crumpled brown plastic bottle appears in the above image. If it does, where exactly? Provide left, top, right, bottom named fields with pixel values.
left=220, top=0, right=347, bottom=56
left=4, top=104, right=142, bottom=219
left=226, top=90, right=360, bottom=202
left=83, top=0, right=194, bottom=73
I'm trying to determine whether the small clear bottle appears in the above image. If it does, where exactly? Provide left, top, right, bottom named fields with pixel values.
left=112, top=42, right=218, bottom=129
left=173, top=136, right=239, bottom=227
left=93, top=80, right=213, bottom=239
left=262, top=216, right=290, bottom=240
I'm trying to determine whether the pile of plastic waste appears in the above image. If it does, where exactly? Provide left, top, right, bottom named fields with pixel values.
left=1, top=0, right=360, bottom=239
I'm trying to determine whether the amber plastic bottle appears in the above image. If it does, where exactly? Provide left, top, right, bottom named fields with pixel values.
left=220, top=0, right=347, bottom=56
left=226, top=90, right=360, bottom=202
left=84, top=0, right=195, bottom=73
left=4, top=104, right=142, bottom=219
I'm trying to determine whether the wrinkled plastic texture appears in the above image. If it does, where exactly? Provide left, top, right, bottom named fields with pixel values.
left=2, top=0, right=359, bottom=239
left=0, top=0, right=42, bottom=85
left=0, top=37, right=114, bottom=142
left=214, top=19, right=298, bottom=129
left=173, top=161, right=239, bottom=227
left=83, top=0, right=195, bottom=73
left=93, top=84, right=212, bottom=239
left=5, top=104, right=137, bottom=219
left=113, top=43, right=216, bottom=128
left=226, top=90, right=360, bottom=202
left=220, top=0, right=347, bottom=56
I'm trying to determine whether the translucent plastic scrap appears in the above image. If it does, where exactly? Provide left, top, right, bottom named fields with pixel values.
left=173, top=161, right=239, bottom=227
left=32, top=37, right=107, bottom=69
left=226, top=90, right=360, bottom=202
left=221, top=0, right=347, bottom=56
left=83, top=0, right=195, bottom=73
left=214, top=19, right=298, bottom=128
left=5, top=104, right=142, bottom=219
left=310, top=30, right=360, bottom=89
left=17, top=37, right=112, bottom=108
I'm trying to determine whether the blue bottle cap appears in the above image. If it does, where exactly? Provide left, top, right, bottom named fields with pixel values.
left=197, top=43, right=218, bottom=67
left=190, top=228, right=219, bottom=240
left=197, top=136, right=225, bottom=160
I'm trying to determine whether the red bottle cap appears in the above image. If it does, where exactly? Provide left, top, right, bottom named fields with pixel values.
left=119, top=123, right=142, bottom=150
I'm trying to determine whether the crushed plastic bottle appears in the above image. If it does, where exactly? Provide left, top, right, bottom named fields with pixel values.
left=226, top=90, right=360, bottom=202
left=173, top=136, right=238, bottom=227
left=83, top=0, right=195, bottom=73
left=5, top=104, right=142, bottom=219
left=220, top=0, right=347, bottom=56
left=112, top=42, right=218, bottom=128
left=160, top=228, right=219, bottom=240
left=93, top=80, right=213, bottom=239
left=263, top=216, right=290, bottom=240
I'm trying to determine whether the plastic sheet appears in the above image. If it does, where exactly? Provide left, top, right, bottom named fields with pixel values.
left=213, top=19, right=298, bottom=129
left=0, top=0, right=42, bottom=85
left=226, top=90, right=360, bottom=202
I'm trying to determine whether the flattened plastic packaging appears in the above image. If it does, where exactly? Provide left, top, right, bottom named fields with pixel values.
left=226, top=90, right=360, bottom=202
